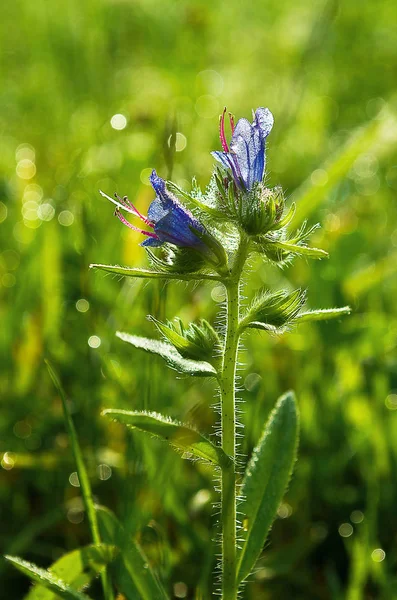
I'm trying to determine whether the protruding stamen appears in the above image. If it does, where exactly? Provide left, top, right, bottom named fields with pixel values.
left=100, top=189, right=136, bottom=214
left=229, top=112, right=235, bottom=134
left=114, top=208, right=159, bottom=239
left=219, top=107, right=229, bottom=152
left=114, top=192, right=154, bottom=227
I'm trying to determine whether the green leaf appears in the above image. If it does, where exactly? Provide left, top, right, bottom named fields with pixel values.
left=270, top=240, right=328, bottom=259
left=237, top=391, right=299, bottom=584
left=296, top=306, right=351, bottom=323
left=102, top=410, right=230, bottom=468
left=24, top=545, right=117, bottom=600
left=240, top=289, right=306, bottom=333
left=90, top=264, right=220, bottom=282
left=97, top=506, right=170, bottom=600
left=116, top=332, right=217, bottom=377
left=5, top=556, right=92, bottom=600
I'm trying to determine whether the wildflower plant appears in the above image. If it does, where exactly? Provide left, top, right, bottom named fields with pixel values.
left=5, top=108, right=350, bottom=599
left=92, top=107, right=350, bottom=598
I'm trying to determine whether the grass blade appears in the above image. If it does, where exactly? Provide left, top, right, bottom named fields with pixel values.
left=45, top=361, right=114, bottom=600
left=97, top=506, right=170, bottom=600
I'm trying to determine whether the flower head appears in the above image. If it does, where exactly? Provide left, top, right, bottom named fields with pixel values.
left=100, top=170, right=207, bottom=250
left=212, top=107, right=274, bottom=190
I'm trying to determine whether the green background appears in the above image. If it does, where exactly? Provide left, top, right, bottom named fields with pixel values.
left=1, top=0, right=397, bottom=597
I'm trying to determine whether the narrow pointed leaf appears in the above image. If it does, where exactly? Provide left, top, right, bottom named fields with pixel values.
left=97, top=507, right=169, bottom=600
left=270, top=241, right=328, bottom=259
left=24, top=545, right=117, bottom=600
left=102, top=410, right=230, bottom=467
left=237, top=391, right=299, bottom=584
left=90, top=264, right=220, bottom=282
left=296, top=306, right=351, bottom=323
left=116, top=332, right=217, bottom=377
left=5, top=556, right=92, bottom=600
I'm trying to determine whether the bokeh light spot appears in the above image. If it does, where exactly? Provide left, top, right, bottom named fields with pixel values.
left=311, top=169, right=329, bottom=186
left=69, top=472, right=80, bottom=487
left=195, top=95, right=219, bottom=119
left=58, top=210, right=74, bottom=226
left=168, top=132, right=187, bottom=152
left=350, top=510, right=364, bottom=523
left=385, top=394, right=397, bottom=410
left=0, top=202, right=8, bottom=223
left=16, top=159, right=36, bottom=180
left=1, top=452, right=16, bottom=470
left=76, top=298, right=90, bottom=313
left=13, top=421, right=32, bottom=439
left=97, top=464, right=112, bottom=481
left=88, top=335, right=101, bottom=348
left=16, top=143, right=35, bottom=163
left=110, top=113, right=128, bottom=130
left=196, top=70, right=224, bottom=96
left=140, top=167, right=153, bottom=185
left=211, top=285, right=226, bottom=303
left=22, top=200, right=39, bottom=221
left=338, top=523, right=353, bottom=537
left=38, top=202, right=55, bottom=222
left=371, top=548, right=385, bottom=562
left=277, top=503, right=293, bottom=519
left=244, top=373, right=262, bottom=391
left=173, top=582, right=188, bottom=598
left=2, top=273, right=16, bottom=288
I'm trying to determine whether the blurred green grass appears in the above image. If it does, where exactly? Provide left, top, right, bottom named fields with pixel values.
left=1, top=0, right=397, bottom=598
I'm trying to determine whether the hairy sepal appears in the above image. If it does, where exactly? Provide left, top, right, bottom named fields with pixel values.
left=240, top=289, right=306, bottom=333
left=150, top=316, right=222, bottom=366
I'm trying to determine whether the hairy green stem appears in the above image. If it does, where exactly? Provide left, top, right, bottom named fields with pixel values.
left=220, top=237, right=248, bottom=599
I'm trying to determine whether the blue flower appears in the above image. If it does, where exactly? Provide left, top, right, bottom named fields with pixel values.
left=100, top=170, right=207, bottom=250
left=212, top=107, right=274, bottom=190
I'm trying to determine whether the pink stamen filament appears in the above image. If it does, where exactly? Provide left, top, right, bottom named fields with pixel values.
left=114, top=192, right=153, bottom=227
left=114, top=209, right=159, bottom=239
left=219, top=107, right=229, bottom=152
left=229, top=112, right=235, bottom=134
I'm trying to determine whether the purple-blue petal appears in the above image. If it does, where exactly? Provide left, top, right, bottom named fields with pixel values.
left=154, top=208, right=204, bottom=248
left=212, top=107, right=273, bottom=189
left=140, top=237, right=163, bottom=247
left=148, top=169, right=206, bottom=248
left=147, top=197, right=168, bottom=222
left=253, top=107, right=274, bottom=137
